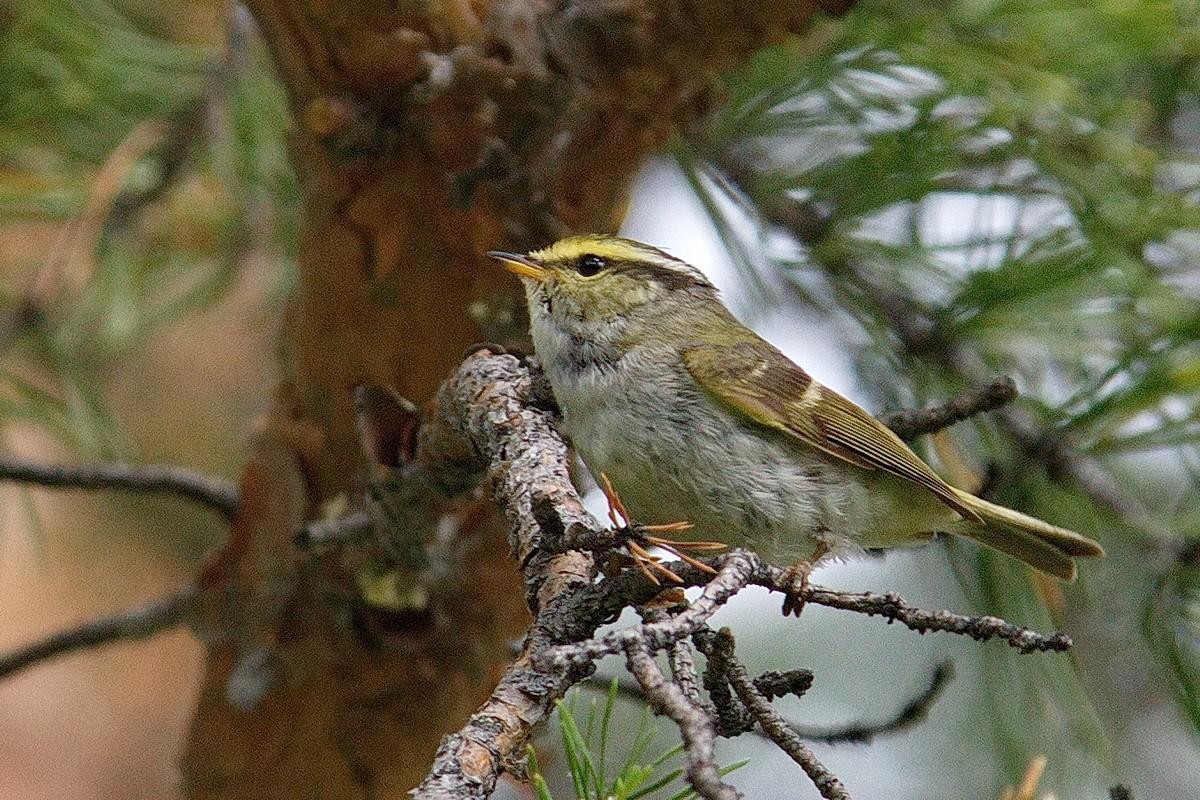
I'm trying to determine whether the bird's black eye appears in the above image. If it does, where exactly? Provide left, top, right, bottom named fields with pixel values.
left=576, top=254, right=606, bottom=277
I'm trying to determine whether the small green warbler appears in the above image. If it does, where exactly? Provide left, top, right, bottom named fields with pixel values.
left=487, top=235, right=1103, bottom=590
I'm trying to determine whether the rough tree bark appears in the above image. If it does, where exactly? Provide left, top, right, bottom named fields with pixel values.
left=181, top=2, right=851, bottom=797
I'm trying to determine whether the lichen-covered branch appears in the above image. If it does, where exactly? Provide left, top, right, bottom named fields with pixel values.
left=0, top=349, right=1080, bottom=800
left=625, top=640, right=740, bottom=800
left=799, top=585, right=1072, bottom=653
left=408, top=351, right=1077, bottom=799
left=537, top=551, right=760, bottom=670
left=700, top=628, right=850, bottom=800
left=410, top=349, right=603, bottom=800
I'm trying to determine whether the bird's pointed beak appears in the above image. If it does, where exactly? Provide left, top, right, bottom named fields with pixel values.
left=486, top=250, right=548, bottom=281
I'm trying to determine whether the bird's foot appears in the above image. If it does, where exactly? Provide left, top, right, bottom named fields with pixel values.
left=780, top=542, right=830, bottom=617
left=597, top=472, right=722, bottom=585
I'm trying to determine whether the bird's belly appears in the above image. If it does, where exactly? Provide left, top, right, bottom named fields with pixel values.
left=561, top=377, right=875, bottom=564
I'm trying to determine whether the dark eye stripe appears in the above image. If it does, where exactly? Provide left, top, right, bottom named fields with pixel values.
left=623, top=262, right=709, bottom=291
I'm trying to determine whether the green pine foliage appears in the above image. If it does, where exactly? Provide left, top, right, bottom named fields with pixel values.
left=2, top=0, right=1198, bottom=795
left=0, top=0, right=295, bottom=456
left=678, top=0, right=1200, bottom=787
left=527, top=679, right=747, bottom=800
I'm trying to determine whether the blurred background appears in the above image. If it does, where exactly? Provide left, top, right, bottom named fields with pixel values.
left=1, top=1, right=1198, bottom=798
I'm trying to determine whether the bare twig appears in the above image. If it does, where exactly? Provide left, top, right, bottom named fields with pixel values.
left=790, top=661, right=953, bottom=744
left=749, top=553, right=1071, bottom=651
left=537, top=551, right=759, bottom=670
left=700, top=628, right=851, bottom=800
left=791, top=584, right=1072, bottom=654
left=882, top=377, right=1019, bottom=441
left=547, top=551, right=1073, bottom=665
left=642, top=606, right=712, bottom=713
left=625, top=640, right=741, bottom=800
left=613, top=657, right=948, bottom=746
left=0, top=586, right=196, bottom=679
left=0, top=455, right=239, bottom=519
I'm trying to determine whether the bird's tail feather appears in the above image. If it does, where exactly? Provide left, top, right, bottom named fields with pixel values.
left=949, top=487, right=1105, bottom=581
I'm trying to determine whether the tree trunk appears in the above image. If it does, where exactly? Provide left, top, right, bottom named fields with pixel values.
left=180, top=2, right=844, bottom=796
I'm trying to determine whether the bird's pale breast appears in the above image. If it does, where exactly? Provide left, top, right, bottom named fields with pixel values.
left=545, top=343, right=882, bottom=564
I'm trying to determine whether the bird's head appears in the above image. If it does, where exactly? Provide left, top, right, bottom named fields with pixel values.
left=487, top=235, right=716, bottom=326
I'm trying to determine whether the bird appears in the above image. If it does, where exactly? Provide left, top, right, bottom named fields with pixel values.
left=486, top=235, right=1104, bottom=602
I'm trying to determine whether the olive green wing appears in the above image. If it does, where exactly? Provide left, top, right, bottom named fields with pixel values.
left=682, top=341, right=983, bottom=523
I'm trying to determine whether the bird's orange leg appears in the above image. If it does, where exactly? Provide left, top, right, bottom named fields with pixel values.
left=597, top=473, right=723, bottom=583
left=780, top=541, right=831, bottom=617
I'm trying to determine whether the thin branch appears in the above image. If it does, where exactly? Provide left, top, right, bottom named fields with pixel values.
left=548, top=552, right=1073, bottom=664
left=790, top=661, right=952, bottom=744
left=643, top=606, right=712, bottom=713
left=625, top=640, right=741, bottom=800
left=700, top=628, right=851, bottom=800
left=537, top=551, right=759, bottom=670
left=882, top=377, right=1018, bottom=441
left=607, top=659, right=948, bottom=746
left=0, top=586, right=196, bottom=679
left=796, top=585, right=1072, bottom=654
left=742, top=554, right=1071, bottom=652
left=0, top=455, right=239, bottom=520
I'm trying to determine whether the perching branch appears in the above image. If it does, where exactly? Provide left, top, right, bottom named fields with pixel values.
left=537, top=551, right=760, bottom=671
left=0, top=586, right=196, bottom=680
left=798, top=584, right=1072, bottom=654
left=542, top=552, right=1072, bottom=667
left=406, top=351, right=1077, bottom=799
left=0, top=350, right=1081, bottom=800
left=0, top=454, right=240, bottom=519
left=409, top=350, right=603, bottom=800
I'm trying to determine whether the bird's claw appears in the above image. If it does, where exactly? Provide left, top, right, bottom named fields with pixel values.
left=780, top=542, right=830, bottom=617
left=598, top=472, right=723, bottom=584
left=780, top=564, right=811, bottom=617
